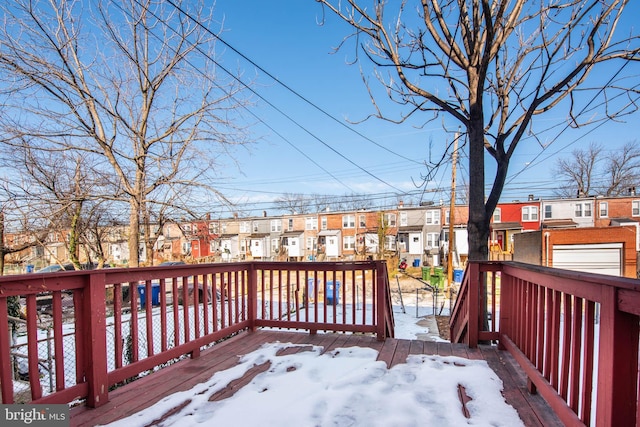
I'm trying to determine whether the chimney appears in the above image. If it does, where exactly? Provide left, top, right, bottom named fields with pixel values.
left=528, top=194, right=534, bottom=201
left=398, top=200, right=404, bottom=208
left=263, top=210, right=267, bottom=217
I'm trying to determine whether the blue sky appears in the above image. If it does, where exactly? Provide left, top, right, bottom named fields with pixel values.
left=204, top=1, right=640, bottom=216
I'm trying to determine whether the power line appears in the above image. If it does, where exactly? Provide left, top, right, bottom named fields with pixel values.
left=164, top=0, right=423, bottom=166
left=131, top=0, right=407, bottom=194
left=506, top=60, right=634, bottom=184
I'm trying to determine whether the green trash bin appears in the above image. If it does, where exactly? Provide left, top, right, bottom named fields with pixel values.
left=431, top=267, right=444, bottom=290
left=421, top=267, right=431, bottom=281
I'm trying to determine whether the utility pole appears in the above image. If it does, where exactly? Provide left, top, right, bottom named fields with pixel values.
left=446, top=132, right=459, bottom=297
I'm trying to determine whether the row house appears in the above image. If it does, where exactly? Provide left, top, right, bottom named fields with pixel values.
left=396, top=203, right=470, bottom=267
left=5, top=195, right=639, bottom=276
left=490, top=198, right=542, bottom=255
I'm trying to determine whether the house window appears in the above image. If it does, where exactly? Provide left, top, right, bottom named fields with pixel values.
left=544, top=205, right=552, bottom=219
left=575, top=202, right=592, bottom=218
left=305, top=217, right=317, bottom=230
left=359, top=214, right=366, bottom=228
left=384, top=213, right=396, bottom=227
left=240, top=222, right=250, bottom=233
left=208, top=222, right=219, bottom=234
left=252, top=222, right=259, bottom=233
left=426, top=232, right=439, bottom=248
left=493, top=208, right=501, bottom=223
left=633, top=200, right=640, bottom=217
left=342, top=215, right=355, bottom=228
left=271, top=238, right=279, bottom=252
left=270, top=220, right=282, bottom=232
left=343, top=235, right=355, bottom=250
left=385, top=235, right=396, bottom=251
left=444, top=210, right=450, bottom=225
left=321, top=216, right=327, bottom=230
left=181, top=242, right=191, bottom=255
left=426, top=210, right=440, bottom=225
left=599, top=202, right=608, bottom=218
left=288, top=218, right=294, bottom=231
left=400, top=212, right=408, bottom=227
left=522, top=206, right=538, bottom=222
left=306, top=237, right=315, bottom=251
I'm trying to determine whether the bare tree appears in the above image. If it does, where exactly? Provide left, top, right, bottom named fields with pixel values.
left=330, top=193, right=374, bottom=212
left=555, top=142, right=603, bottom=197
left=0, top=0, right=249, bottom=267
left=556, top=140, right=640, bottom=196
left=0, top=139, right=115, bottom=268
left=603, top=141, right=640, bottom=196
left=274, top=193, right=311, bottom=215
left=0, top=209, right=48, bottom=275
left=317, top=0, right=640, bottom=260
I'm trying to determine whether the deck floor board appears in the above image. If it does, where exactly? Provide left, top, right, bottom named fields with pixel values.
left=70, top=330, right=563, bottom=427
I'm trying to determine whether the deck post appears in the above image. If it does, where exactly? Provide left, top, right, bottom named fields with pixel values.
left=467, top=263, right=480, bottom=348
left=595, top=285, right=639, bottom=426
left=247, top=263, right=258, bottom=331
left=83, top=273, right=109, bottom=407
left=375, top=262, right=387, bottom=341
left=497, top=271, right=511, bottom=351
left=0, top=298, right=13, bottom=403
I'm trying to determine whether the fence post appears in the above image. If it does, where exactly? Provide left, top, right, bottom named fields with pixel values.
left=83, top=272, right=109, bottom=407
left=247, top=263, right=257, bottom=331
left=595, top=285, right=639, bottom=426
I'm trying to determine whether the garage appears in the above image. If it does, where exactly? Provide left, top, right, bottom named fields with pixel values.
left=552, top=243, right=623, bottom=276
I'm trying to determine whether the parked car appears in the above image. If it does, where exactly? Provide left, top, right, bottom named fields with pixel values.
left=158, top=261, right=186, bottom=266
left=35, top=262, right=105, bottom=273
left=35, top=263, right=75, bottom=273
left=143, top=261, right=219, bottom=305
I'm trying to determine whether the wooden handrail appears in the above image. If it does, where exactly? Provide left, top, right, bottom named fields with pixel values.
left=0, top=260, right=393, bottom=407
left=451, top=261, right=640, bottom=426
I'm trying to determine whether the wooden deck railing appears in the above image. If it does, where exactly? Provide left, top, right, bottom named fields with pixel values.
left=450, top=261, right=640, bottom=426
left=0, top=260, right=393, bottom=408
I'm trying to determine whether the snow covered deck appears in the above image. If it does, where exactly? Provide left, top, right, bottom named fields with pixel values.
left=69, top=330, right=562, bottom=427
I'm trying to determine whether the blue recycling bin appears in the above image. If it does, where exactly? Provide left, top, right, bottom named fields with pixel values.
left=138, top=283, right=161, bottom=308
left=325, top=280, right=341, bottom=305
left=26, top=264, right=34, bottom=273
left=413, top=259, right=421, bottom=267
left=453, top=269, right=464, bottom=284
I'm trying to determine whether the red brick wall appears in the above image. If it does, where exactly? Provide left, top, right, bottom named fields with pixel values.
left=543, top=226, right=637, bottom=278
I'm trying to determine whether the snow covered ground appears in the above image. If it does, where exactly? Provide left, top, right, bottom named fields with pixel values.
left=100, top=304, right=525, bottom=427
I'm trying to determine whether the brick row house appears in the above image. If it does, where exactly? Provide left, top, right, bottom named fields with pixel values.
left=4, top=195, right=639, bottom=278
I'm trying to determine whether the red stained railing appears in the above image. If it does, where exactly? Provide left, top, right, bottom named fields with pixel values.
left=450, top=261, right=640, bottom=426
left=0, top=260, right=392, bottom=407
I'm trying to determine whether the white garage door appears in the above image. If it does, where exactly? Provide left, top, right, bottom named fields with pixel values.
left=552, top=243, right=622, bottom=276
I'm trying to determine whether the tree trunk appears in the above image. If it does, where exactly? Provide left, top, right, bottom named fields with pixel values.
left=128, top=198, right=140, bottom=267
left=467, top=105, right=489, bottom=262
